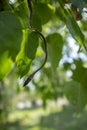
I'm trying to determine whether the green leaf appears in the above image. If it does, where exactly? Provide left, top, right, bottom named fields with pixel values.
left=16, top=55, right=31, bottom=77
left=72, top=60, right=87, bottom=87
left=66, top=8, right=84, bottom=45
left=0, top=12, right=22, bottom=60
left=0, top=52, right=13, bottom=81
left=57, top=0, right=84, bottom=45
left=16, top=29, right=31, bottom=77
left=16, top=29, right=39, bottom=77
left=64, top=81, right=81, bottom=105
left=33, top=3, right=54, bottom=24
left=0, top=0, right=12, bottom=11
left=14, top=0, right=29, bottom=28
left=55, top=7, right=66, bottom=22
left=47, top=33, right=64, bottom=71
left=27, top=31, right=39, bottom=59
left=32, top=14, right=42, bottom=31
left=64, top=81, right=87, bottom=111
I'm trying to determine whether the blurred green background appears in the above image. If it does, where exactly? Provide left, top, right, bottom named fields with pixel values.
left=0, top=77, right=87, bottom=130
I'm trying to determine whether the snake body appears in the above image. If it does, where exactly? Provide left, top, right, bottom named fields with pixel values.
left=23, top=0, right=47, bottom=86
